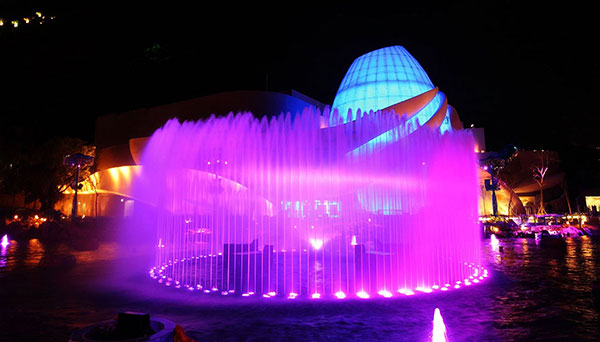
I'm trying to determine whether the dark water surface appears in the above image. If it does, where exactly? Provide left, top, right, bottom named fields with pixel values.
left=1, top=236, right=598, bottom=341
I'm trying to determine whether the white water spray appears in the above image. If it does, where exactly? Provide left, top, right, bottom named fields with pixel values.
left=432, top=308, right=448, bottom=342
left=490, top=234, right=499, bottom=251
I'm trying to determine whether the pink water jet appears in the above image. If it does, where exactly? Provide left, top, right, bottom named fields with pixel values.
left=138, top=106, right=483, bottom=299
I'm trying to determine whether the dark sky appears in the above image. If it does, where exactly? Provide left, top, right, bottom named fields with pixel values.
left=1, top=1, right=597, bottom=151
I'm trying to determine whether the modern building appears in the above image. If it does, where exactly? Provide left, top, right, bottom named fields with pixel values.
left=55, top=46, right=523, bottom=217
left=55, top=90, right=325, bottom=217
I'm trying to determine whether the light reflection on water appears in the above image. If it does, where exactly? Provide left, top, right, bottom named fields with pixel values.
left=0, top=236, right=598, bottom=341
left=0, top=245, right=7, bottom=269
left=25, top=239, right=45, bottom=267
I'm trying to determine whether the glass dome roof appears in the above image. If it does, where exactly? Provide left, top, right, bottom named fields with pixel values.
left=331, top=46, right=435, bottom=123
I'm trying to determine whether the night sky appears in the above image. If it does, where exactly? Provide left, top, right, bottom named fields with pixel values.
left=1, top=1, right=597, bottom=152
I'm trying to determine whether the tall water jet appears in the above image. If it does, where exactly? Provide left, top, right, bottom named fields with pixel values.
left=432, top=308, right=448, bottom=342
left=1, top=235, right=8, bottom=248
left=490, top=234, right=499, bottom=251
left=136, top=104, right=485, bottom=299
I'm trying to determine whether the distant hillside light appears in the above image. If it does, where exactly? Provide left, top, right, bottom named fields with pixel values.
left=0, top=11, right=54, bottom=31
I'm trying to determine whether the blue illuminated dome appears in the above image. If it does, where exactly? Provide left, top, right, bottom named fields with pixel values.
left=332, top=46, right=435, bottom=122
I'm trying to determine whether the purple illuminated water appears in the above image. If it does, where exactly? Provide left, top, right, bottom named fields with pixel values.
left=0, top=235, right=598, bottom=340
left=135, top=107, right=483, bottom=299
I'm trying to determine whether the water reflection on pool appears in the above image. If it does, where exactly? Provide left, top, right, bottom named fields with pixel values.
left=0, top=236, right=598, bottom=341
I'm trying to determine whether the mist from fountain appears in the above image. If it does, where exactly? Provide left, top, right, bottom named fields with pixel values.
left=135, top=106, right=484, bottom=299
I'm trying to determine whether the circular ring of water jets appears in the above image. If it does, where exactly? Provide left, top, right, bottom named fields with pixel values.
left=149, top=260, right=488, bottom=299
left=137, top=108, right=485, bottom=301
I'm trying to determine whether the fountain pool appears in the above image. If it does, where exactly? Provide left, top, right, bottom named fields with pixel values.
left=134, top=105, right=484, bottom=300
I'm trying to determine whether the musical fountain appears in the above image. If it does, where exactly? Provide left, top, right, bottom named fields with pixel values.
left=133, top=46, right=487, bottom=299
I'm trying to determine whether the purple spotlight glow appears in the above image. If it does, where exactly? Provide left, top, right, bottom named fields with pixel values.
left=416, top=286, right=433, bottom=293
left=398, top=288, right=415, bottom=296
left=356, top=290, right=370, bottom=299
left=335, top=291, right=347, bottom=299
left=378, top=290, right=393, bottom=298
left=1, top=235, right=8, bottom=248
left=309, top=238, right=324, bottom=250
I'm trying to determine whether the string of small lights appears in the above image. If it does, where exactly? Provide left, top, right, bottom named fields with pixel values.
left=0, top=11, right=55, bottom=30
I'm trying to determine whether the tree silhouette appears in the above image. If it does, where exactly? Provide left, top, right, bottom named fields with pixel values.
left=531, top=150, right=558, bottom=215
left=0, top=136, right=95, bottom=210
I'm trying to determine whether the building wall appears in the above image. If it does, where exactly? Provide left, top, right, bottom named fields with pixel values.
left=95, top=90, right=324, bottom=149
left=65, top=87, right=518, bottom=218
